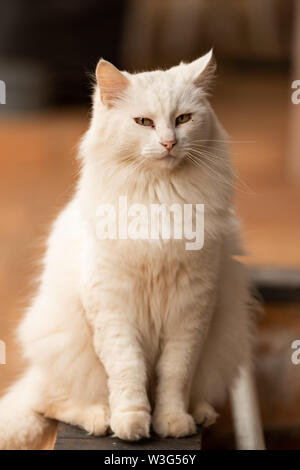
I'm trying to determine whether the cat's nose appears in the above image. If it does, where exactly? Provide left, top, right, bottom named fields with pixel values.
left=160, top=140, right=177, bottom=151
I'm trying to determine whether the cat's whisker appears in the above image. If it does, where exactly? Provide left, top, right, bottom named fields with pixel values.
left=184, top=144, right=229, bottom=158
left=187, top=143, right=242, bottom=159
left=183, top=148, right=224, bottom=162
left=123, top=157, right=149, bottom=179
left=185, top=149, right=253, bottom=194
left=188, top=139, right=256, bottom=144
left=191, top=145, right=229, bottom=157
left=185, top=152, right=234, bottom=189
left=184, top=148, right=226, bottom=167
left=190, top=149, right=253, bottom=192
left=183, top=143, right=225, bottom=155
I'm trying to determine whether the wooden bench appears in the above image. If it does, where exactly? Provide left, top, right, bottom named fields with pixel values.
left=54, top=422, right=202, bottom=450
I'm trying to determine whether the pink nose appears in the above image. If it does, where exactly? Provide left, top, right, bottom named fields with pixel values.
left=160, top=140, right=177, bottom=151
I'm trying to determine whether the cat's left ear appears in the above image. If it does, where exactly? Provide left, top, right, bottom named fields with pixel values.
left=185, top=49, right=216, bottom=90
left=96, top=59, right=129, bottom=107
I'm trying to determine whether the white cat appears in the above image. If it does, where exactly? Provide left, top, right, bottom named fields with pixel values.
left=0, top=51, right=253, bottom=449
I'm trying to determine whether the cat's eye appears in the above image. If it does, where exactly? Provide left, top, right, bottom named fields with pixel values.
left=134, top=117, right=154, bottom=127
left=175, top=113, right=192, bottom=126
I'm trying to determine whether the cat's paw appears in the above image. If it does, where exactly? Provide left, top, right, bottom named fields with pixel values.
left=83, top=404, right=110, bottom=436
left=153, top=411, right=197, bottom=438
left=192, top=401, right=219, bottom=428
left=110, top=410, right=151, bottom=441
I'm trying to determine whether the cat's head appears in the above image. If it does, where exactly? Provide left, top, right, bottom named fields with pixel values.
left=90, top=51, right=216, bottom=171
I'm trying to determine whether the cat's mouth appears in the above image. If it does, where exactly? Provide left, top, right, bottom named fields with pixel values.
left=159, top=153, right=175, bottom=160
left=146, top=150, right=181, bottom=168
left=157, top=152, right=178, bottom=165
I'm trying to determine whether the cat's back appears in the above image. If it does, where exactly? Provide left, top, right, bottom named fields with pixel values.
left=41, top=197, right=84, bottom=291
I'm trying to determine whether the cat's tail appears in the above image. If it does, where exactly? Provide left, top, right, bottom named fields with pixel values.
left=0, top=368, right=50, bottom=450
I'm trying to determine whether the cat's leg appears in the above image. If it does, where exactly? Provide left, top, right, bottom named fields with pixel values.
left=42, top=399, right=110, bottom=436
left=152, top=322, right=198, bottom=437
left=191, top=401, right=219, bottom=427
left=152, top=293, right=216, bottom=438
left=151, top=243, right=223, bottom=438
left=92, top=312, right=151, bottom=441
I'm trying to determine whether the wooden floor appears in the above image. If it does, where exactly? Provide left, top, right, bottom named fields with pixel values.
left=0, top=70, right=300, bottom=449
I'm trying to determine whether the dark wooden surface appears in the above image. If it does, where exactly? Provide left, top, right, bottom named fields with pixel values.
left=54, top=422, right=202, bottom=450
left=250, top=267, right=300, bottom=302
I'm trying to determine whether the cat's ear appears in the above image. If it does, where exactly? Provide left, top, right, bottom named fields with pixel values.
left=96, top=59, right=129, bottom=107
left=185, top=49, right=216, bottom=90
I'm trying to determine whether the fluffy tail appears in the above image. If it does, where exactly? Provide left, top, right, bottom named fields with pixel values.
left=0, top=369, right=50, bottom=450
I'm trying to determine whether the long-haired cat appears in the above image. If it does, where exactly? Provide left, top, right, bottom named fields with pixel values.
left=0, top=51, right=252, bottom=449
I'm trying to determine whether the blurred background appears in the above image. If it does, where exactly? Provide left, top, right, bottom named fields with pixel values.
left=0, top=0, right=300, bottom=449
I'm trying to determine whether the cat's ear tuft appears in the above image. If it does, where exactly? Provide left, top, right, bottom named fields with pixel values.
left=96, top=59, right=129, bottom=107
left=186, top=49, right=216, bottom=90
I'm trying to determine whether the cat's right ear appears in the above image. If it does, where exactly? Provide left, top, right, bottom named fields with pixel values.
left=96, top=59, right=129, bottom=107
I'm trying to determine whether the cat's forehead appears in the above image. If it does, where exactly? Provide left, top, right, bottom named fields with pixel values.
left=126, top=69, right=199, bottom=116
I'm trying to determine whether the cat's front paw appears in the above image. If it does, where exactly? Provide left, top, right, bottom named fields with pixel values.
left=83, top=404, right=110, bottom=436
left=192, top=401, right=219, bottom=427
left=110, top=410, right=151, bottom=441
left=153, top=411, right=197, bottom=438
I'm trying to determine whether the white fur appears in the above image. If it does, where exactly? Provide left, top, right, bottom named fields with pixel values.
left=0, top=53, right=253, bottom=448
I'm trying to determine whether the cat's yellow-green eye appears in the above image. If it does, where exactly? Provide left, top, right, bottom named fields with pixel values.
left=176, top=113, right=192, bottom=126
left=134, top=117, right=154, bottom=127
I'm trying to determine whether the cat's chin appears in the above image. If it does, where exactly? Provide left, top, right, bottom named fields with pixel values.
left=155, top=153, right=180, bottom=169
